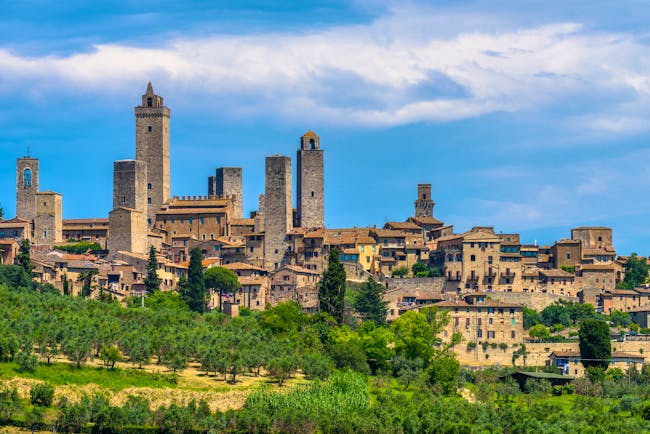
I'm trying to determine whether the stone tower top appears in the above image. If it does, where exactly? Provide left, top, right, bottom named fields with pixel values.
left=140, top=82, right=164, bottom=108
left=300, top=130, right=320, bottom=150
left=414, top=183, right=435, bottom=218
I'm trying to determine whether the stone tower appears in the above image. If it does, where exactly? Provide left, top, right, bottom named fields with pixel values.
left=16, top=157, right=39, bottom=222
left=208, top=167, right=243, bottom=218
left=135, top=82, right=170, bottom=226
left=296, top=130, right=324, bottom=228
left=414, top=183, right=435, bottom=218
left=34, top=191, right=62, bottom=244
left=112, top=160, right=147, bottom=212
left=107, top=160, right=148, bottom=255
left=264, top=156, right=292, bottom=269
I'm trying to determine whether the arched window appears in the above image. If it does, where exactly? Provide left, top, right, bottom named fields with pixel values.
left=23, top=168, right=32, bottom=187
left=309, top=138, right=315, bottom=149
left=147, top=183, right=152, bottom=190
left=455, top=253, right=462, bottom=262
left=446, top=254, right=453, bottom=262
left=147, top=97, right=153, bottom=107
left=470, top=254, right=476, bottom=262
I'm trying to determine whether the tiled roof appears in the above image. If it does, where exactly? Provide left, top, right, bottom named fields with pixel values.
left=384, top=221, right=422, bottom=230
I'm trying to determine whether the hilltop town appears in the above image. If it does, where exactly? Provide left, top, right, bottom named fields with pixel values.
left=2, top=84, right=648, bottom=370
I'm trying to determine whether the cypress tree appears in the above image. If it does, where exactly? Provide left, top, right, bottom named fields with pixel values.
left=62, top=274, right=70, bottom=296
left=144, top=246, right=161, bottom=293
left=17, top=239, right=32, bottom=275
left=319, top=248, right=347, bottom=324
left=354, top=276, right=388, bottom=326
left=184, top=248, right=206, bottom=313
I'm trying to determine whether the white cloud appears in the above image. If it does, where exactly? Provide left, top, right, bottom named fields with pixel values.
left=0, top=7, right=649, bottom=128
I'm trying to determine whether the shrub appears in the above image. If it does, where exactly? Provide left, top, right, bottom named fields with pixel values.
left=30, top=382, right=55, bottom=407
left=467, top=342, right=477, bottom=351
left=498, top=343, right=508, bottom=351
left=16, top=350, right=38, bottom=373
left=302, top=353, right=333, bottom=380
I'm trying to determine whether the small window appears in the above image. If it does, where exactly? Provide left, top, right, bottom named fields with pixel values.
left=148, top=126, right=152, bottom=132
left=311, top=191, right=314, bottom=197
left=147, top=97, right=152, bottom=107
left=147, top=197, right=152, bottom=204
left=470, top=255, right=476, bottom=262
left=148, top=183, right=152, bottom=190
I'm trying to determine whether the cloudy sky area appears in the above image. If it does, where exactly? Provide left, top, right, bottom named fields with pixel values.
left=1, top=0, right=649, bottom=253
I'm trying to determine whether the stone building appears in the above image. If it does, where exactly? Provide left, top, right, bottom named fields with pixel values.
left=108, top=160, right=148, bottom=255
left=153, top=196, right=232, bottom=245
left=208, top=167, right=243, bottom=219
left=62, top=218, right=109, bottom=248
left=296, top=130, right=324, bottom=229
left=16, top=157, right=39, bottom=223
left=0, top=218, right=31, bottom=242
left=33, top=191, right=62, bottom=244
left=135, top=82, right=170, bottom=226
left=263, top=155, right=292, bottom=269
left=414, top=183, right=435, bottom=218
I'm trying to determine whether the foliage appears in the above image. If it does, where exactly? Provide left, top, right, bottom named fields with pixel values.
left=560, top=265, right=575, bottom=274
left=391, top=266, right=409, bottom=277
left=77, top=268, right=98, bottom=298
left=204, top=266, right=240, bottom=310
left=17, top=239, right=32, bottom=276
left=29, top=382, right=54, bottom=406
left=523, top=307, right=541, bottom=329
left=319, top=248, right=347, bottom=324
left=528, top=324, right=551, bottom=342
left=181, top=248, right=206, bottom=313
left=610, top=310, right=632, bottom=328
left=144, top=246, right=161, bottom=293
left=618, top=253, right=649, bottom=289
left=579, top=319, right=612, bottom=370
left=100, top=345, right=122, bottom=369
left=53, top=241, right=102, bottom=254
left=62, top=273, right=70, bottom=296
left=353, top=276, right=388, bottom=326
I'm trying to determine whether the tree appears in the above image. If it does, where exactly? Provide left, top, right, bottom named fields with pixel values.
left=62, top=274, right=70, bottom=296
left=353, top=276, right=388, bottom=326
left=618, top=253, right=649, bottom=289
left=30, top=383, right=54, bottom=407
left=181, top=248, right=206, bottom=313
left=204, top=266, right=240, bottom=311
left=319, top=248, right=346, bottom=324
left=579, top=319, right=611, bottom=370
left=391, top=266, right=409, bottom=277
left=610, top=310, right=631, bottom=328
left=78, top=269, right=98, bottom=298
left=428, top=355, right=460, bottom=395
left=411, top=262, right=428, bottom=277
left=540, top=303, right=571, bottom=327
left=523, top=308, right=540, bottom=329
left=16, top=239, right=32, bottom=275
left=144, top=246, right=161, bottom=293
left=528, top=324, right=550, bottom=342
left=100, top=345, right=121, bottom=369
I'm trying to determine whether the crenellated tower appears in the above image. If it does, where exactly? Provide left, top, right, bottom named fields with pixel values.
left=296, top=130, right=324, bottom=228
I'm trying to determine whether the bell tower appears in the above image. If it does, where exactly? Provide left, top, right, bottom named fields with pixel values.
left=296, top=130, right=324, bottom=228
left=414, top=184, right=435, bottom=218
left=135, top=82, right=170, bottom=226
left=16, top=156, right=39, bottom=222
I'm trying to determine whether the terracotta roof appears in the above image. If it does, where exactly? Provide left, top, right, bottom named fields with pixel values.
left=171, top=234, right=196, bottom=239
left=462, top=230, right=501, bottom=242
left=0, top=240, right=18, bottom=245
left=372, top=229, right=408, bottom=238
left=583, top=248, right=616, bottom=256
left=281, top=265, right=321, bottom=275
left=556, top=238, right=579, bottom=245
left=384, top=221, right=422, bottom=230
left=63, top=218, right=109, bottom=225
left=239, top=276, right=268, bottom=286
left=551, top=351, right=643, bottom=360
left=231, top=218, right=254, bottom=226
left=302, top=129, right=318, bottom=138
left=341, top=248, right=359, bottom=255
left=581, top=264, right=616, bottom=271
left=540, top=269, right=574, bottom=278
left=304, top=229, right=326, bottom=239
left=411, top=216, right=444, bottom=226
left=180, top=257, right=221, bottom=268
left=222, top=262, right=266, bottom=272
left=435, top=234, right=463, bottom=243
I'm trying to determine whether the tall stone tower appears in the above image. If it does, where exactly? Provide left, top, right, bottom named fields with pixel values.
left=414, top=183, right=435, bottom=218
left=135, top=82, right=170, bottom=226
left=16, top=157, right=39, bottom=222
left=107, top=160, right=148, bottom=255
left=264, top=156, right=292, bottom=269
left=208, top=167, right=243, bottom=218
left=33, top=191, right=62, bottom=244
left=296, top=130, right=324, bottom=228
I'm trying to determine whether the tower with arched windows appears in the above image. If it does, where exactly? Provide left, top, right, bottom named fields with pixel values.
left=135, top=82, right=170, bottom=226
left=16, top=157, right=39, bottom=222
left=296, top=130, right=324, bottom=228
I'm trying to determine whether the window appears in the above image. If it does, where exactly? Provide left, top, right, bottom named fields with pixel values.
left=477, top=318, right=482, bottom=326
left=200, top=217, right=204, bottom=224
left=511, top=318, right=515, bottom=326
left=148, top=197, right=152, bottom=204
left=566, top=253, right=571, bottom=259
left=148, top=126, right=152, bottom=132
left=470, top=255, right=476, bottom=262
left=147, top=218, right=151, bottom=225
left=23, top=168, right=32, bottom=187
left=147, top=97, right=152, bottom=107
left=148, top=183, right=152, bottom=190
left=311, top=191, right=314, bottom=197
left=0, top=231, right=4, bottom=238
left=477, top=329, right=483, bottom=338
left=189, top=217, right=193, bottom=225
left=487, top=331, right=495, bottom=339
left=511, top=331, right=516, bottom=339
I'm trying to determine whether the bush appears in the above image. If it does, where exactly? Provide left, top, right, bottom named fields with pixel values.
left=302, top=353, right=333, bottom=380
left=428, top=355, right=459, bottom=395
left=16, top=350, right=38, bottom=373
left=30, top=382, right=55, bottom=407
left=467, top=342, right=476, bottom=351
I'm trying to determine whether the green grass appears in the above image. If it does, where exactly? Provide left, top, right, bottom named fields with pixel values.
left=0, top=362, right=177, bottom=391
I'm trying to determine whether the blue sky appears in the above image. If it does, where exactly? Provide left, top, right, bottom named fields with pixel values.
left=1, top=0, right=650, bottom=254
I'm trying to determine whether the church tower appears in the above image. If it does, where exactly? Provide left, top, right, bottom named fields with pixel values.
left=296, top=130, right=324, bottom=228
left=414, top=184, right=435, bottom=218
left=135, top=82, right=170, bottom=226
left=16, top=156, right=39, bottom=222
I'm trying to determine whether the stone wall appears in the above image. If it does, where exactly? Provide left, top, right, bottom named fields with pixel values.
left=215, top=167, right=243, bottom=219
left=108, top=208, right=148, bottom=255
left=112, top=160, right=147, bottom=212
left=481, top=291, right=579, bottom=311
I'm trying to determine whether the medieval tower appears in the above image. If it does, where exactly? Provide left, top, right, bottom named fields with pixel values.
left=264, top=155, right=292, bottom=269
left=34, top=191, right=62, bottom=244
left=16, top=157, right=39, bottom=222
left=414, top=183, right=435, bottom=218
left=296, top=130, right=324, bottom=228
left=135, top=82, right=170, bottom=226
left=208, top=167, right=243, bottom=218
left=107, top=160, right=148, bottom=255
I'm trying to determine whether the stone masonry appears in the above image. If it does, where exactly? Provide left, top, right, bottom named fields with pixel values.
left=112, top=160, right=147, bottom=213
left=414, top=183, right=434, bottom=218
left=135, top=82, right=170, bottom=226
left=296, top=130, right=324, bottom=228
left=264, top=155, right=292, bottom=269
left=33, top=191, right=62, bottom=244
left=211, top=167, right=243, bottom=218
left=108, top=160, right=148, bottom=255
left=16, top=157, right=39, bottom=223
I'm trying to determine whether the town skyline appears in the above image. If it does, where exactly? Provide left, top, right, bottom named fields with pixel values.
left=1, top=1, right=649, bottom=253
